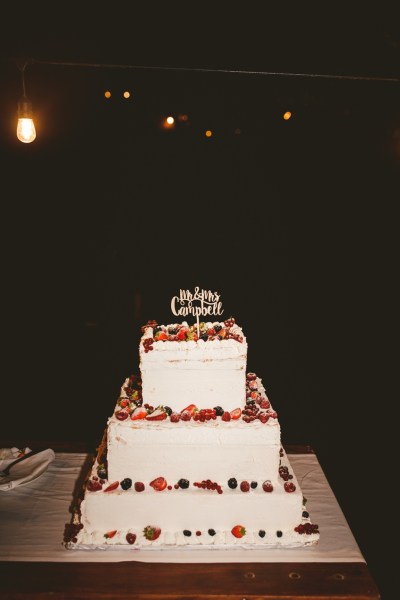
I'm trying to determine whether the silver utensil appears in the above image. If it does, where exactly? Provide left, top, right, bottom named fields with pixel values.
left=0, top=449, right=41, bottom=477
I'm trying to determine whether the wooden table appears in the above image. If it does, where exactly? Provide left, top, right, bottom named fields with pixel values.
left=0, top=441, right=381, bottom=600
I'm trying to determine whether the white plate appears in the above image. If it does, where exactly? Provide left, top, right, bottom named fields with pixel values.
left=0, top=448, right=55, bottom=491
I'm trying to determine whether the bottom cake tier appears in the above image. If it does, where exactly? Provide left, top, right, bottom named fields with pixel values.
left=66, top=449, right=319, bottom=549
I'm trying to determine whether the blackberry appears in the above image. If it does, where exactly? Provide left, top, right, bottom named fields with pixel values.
left=183, top=530, right=192, bottom=537
left=302, top=510, right=309, bottom=518
left=250, top=481, right=258, bottom=489
left=258, top=530, right=266, bottom=538
left=200, top=333, right=208, bottom=341
left=214, top=324, right=222, bottom=332
left=214, top=406, right=224, bottom=416
left=178, top=478, right=190, bottom=489
left=120, top=478, right=132, bottom=490
left=153, top=326, right=163, bottom=334
left=228, top=478, right=238, bottom=489
left=164, top=406, right=172, bottom=416
left=208, top=528, right=216, bottom=536
left=168, top=326, right=178, bottom=335
left=276, top=530, right=283, bottom=538
left=97, top=465, right=107, bottom=480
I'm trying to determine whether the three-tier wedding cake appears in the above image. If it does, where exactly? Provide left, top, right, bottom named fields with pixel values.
left=66, top=289, right=319, bottom=549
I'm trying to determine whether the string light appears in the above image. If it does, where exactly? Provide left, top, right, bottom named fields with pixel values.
left=16, top=61, right=36, bottom=143
left=205, top=130, right=212, bottom=137
left=283, top=111, right=292, bottom=121
left=104, top=90, right=112, bottom=99
left=123, top=91, right=131, bottom=99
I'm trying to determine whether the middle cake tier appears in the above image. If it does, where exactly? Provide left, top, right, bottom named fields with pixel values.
left=107, top=416, right=281, bottom=484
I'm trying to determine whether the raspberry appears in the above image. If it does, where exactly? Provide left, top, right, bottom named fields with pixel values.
left=180, top=410, right=192, bottom=421
left=134, top=481, right=145, bottom=492
left=246, top=372, right=257, bottom=381
left=284, top=481, right=296, bottom=493
left=240, top=481, right=250, bottom=492
left=87, top=479, right=103, bottom=492
left=221, top=411, right=231, bottom=422
left=126, top=532, right=136, bottom=544
left=170, top=412, right=181, bottom=422
left=262, top=480, right=273, bottom=492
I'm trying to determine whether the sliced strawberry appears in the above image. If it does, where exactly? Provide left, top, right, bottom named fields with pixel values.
left=131, top=407, right=148, bottom=420
left=181, top=404, right=198, bottom=415
left=146, top=407, right=167, bottom=421
left=104, top=481, right=119, bottom=492
left=149, top=477, right=167, bottom=491
left=230, top=408, right=242, bottom=420
left=231, top=525, right=246, bottom=538
left=143, top=525, right=161, bottom=540
left=104, top=529, right=117, bottom=539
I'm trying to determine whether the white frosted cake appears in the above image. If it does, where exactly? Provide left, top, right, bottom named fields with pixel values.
left=66, top=318, right=319, bottom=548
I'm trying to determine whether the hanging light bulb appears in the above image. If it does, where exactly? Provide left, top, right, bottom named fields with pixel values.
left=16, top=61, right=36, bottom=143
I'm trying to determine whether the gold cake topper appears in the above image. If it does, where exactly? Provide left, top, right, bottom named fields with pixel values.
left=171, top=287, right=224, bottom=335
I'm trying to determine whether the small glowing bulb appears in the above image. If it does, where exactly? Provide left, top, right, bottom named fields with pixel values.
left=234, top=127, right=242, bottom=135
left=205, top=130, right=212, bottom=137
left=123, top=91, right=130, bottom=99
left=104, top=91, right=111, bottom=99
left=17, top=117, right=36, bottom=143
left=283, top=111, right=292, bottom=121
left=166, top=116, right=174, bottom=125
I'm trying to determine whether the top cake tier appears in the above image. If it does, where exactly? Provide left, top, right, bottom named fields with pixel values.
left=139, top=319, right=248, bottom=412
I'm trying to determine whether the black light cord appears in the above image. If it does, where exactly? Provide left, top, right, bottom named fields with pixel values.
left=7, top=57, right=400, bottom=83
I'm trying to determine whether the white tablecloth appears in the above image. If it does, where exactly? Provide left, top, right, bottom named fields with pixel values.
left=0, top=452, right=364, bottom=563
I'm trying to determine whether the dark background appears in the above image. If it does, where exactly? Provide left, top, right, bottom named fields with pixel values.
left=1, top=6, right=399, bottom=598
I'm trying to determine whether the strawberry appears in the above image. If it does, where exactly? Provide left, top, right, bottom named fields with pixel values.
left=230, top=408, right=242, bottom=420
left=181, top=404, right=198, bottom=415
left=104, top=530, right=117, bottom=539
left=143, top=525, right=161, bottom=541
left=177, top=328, right=188, bottom=340
left=231, top=525, right=246, bottom=538
left=126, top=532, right=137, bottom=544
left=207, top=327, right=216, bottom=337
left=131, top=407, right=147, bottom=420
left=119, top=398, right=130, bottom=408
left=150, top=477, right=167, bottom=491
left=104, top=481, right=119, bottom=492
left=154, top=331, right=168, bottom=341
left=146, top=407, right=167, bottom=421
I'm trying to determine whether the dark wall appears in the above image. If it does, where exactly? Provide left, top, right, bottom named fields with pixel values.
left=1, top=63, right=398, bottom=598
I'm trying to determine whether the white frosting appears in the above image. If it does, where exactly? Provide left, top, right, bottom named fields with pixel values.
left=107, top=416, right=281, bottom=484
left=140, top=323, right=247, bottom=411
